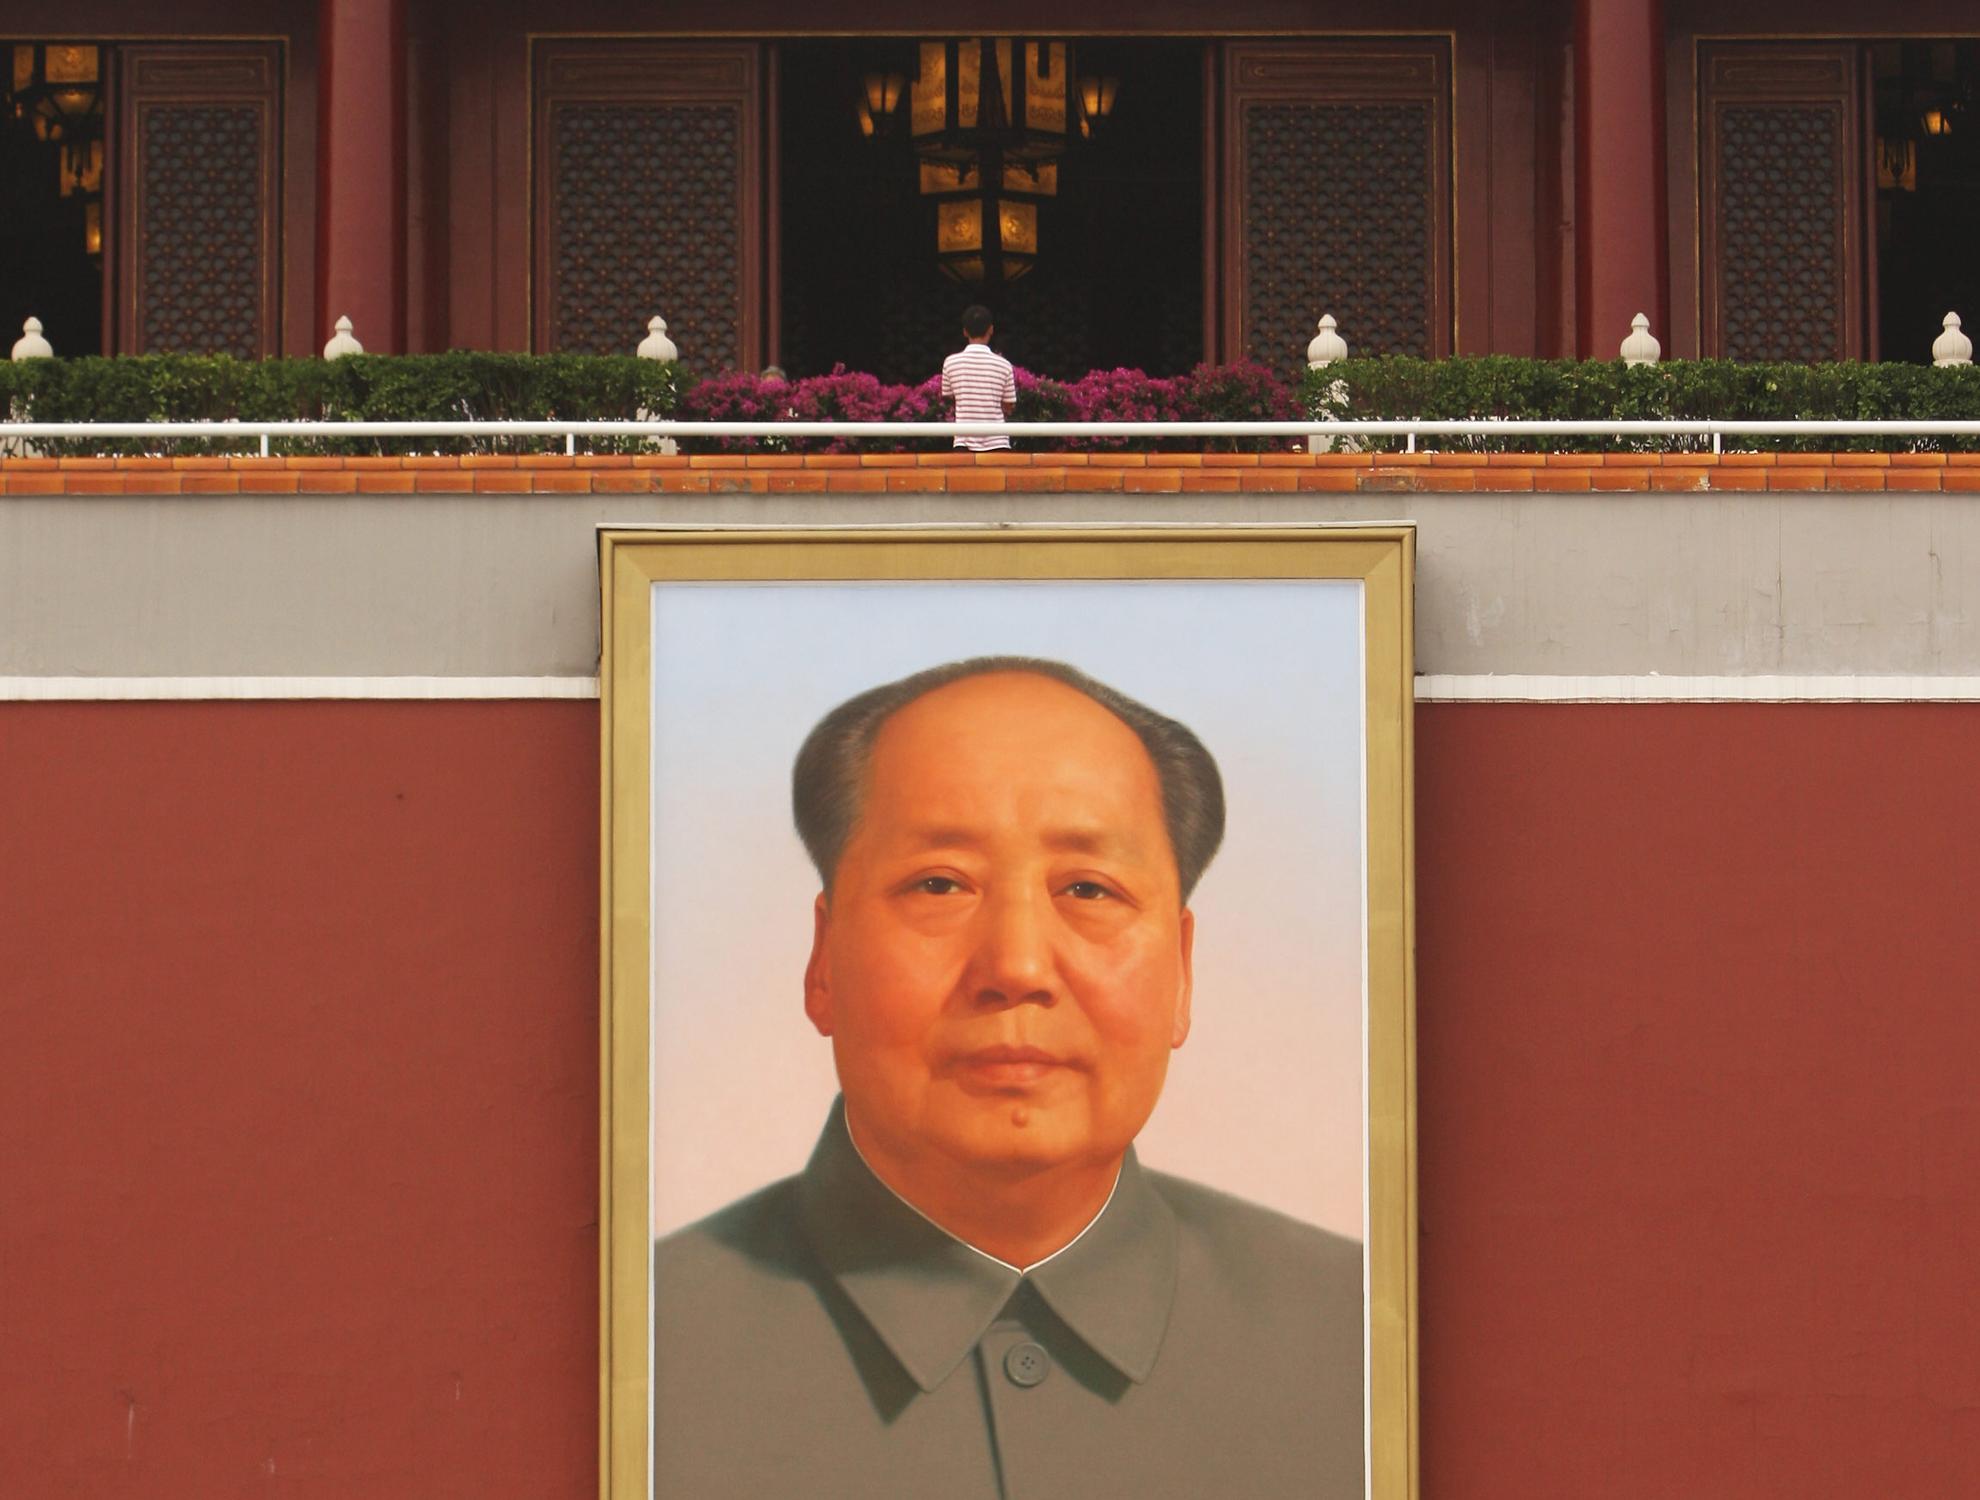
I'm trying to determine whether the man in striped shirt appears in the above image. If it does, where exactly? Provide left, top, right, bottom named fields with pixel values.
left=940, top=305, right=1017, bottom=451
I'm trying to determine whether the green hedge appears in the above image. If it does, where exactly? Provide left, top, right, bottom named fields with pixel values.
left=8, top=352, right=1980, bottom=455
left=1302, top=356, right=1980, bottom=451
left=0, top=353, right=687, bottom=456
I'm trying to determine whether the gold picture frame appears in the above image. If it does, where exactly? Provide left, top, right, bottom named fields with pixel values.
left=600, top=524, right=1417, bottom=1499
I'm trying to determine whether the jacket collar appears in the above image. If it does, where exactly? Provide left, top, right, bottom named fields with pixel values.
left=796, top=1099, right=1178, bottom=1394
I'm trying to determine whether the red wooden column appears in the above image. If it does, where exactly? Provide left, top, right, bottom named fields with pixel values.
left=1573, top=0, right=1667, bottom=358
left=317, top=0, right=406, bottom=352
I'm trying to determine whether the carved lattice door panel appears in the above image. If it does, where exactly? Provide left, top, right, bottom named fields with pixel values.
left=533, top=42, right=765, bottom=366
left=115, top=45, right=282, bottom=357
left=1219, top=40, right=1452, bottom=368
left=1699, top=44, right=1865, bottom=361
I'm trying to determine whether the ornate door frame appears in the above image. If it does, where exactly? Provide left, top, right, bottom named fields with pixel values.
left=531, top=40, right=769, bottom=367
left=1216, top=39, right=1454, bottom=367
left=1696, top=42, right=1865, bottom=361
left=115, top=44, right=283, bottom=357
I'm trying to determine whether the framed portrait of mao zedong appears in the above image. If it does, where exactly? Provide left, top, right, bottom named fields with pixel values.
left=599, top=525, right=1418, bottom=1500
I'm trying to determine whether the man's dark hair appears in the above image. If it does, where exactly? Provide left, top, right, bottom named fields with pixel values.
left=792, top=656, right=1225, bottom=901
left=960, top=304, right=994, bottom=338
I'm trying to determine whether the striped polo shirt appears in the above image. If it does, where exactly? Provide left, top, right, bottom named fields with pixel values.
left=940, top=342, right=1017, bottom=451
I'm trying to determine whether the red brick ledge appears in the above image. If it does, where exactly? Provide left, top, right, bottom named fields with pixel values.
left=4, top=451, right=1976, bottom=494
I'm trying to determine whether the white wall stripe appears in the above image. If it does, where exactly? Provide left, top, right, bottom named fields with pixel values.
left=0, top=676, right=603, bottom=701
left=1416, top=674, right=1980, bottom=702
left=8, top=675, right=1980, bottom=703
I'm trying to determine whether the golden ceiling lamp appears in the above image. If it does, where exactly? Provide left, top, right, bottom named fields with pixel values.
left=1076, top=74, right=1119, bottom=139
left=910, top=38, right=1070, bottom=285
left=11, top=42, right=101, bottom=141
left=857, top=70, right=905, bottom=138
left=1876, top=137, right=1918, bottom=193
left=10, top=43, right=106, bottom=257
left=56, top=136, right=103, bottom=197
left=935, top=197, right=1040, bottom=285
left=911, top=38, right=1070, bottom=162
left=918, top=158, right=1057, bottom=197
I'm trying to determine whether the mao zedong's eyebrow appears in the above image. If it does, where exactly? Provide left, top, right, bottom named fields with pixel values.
left=901, top=825, right=1137, bottom=858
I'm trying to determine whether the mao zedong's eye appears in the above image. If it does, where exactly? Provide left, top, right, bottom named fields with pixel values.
left=1062, top=880, right=1113, bottom=901
left=912, top=875, right=966, bottom=896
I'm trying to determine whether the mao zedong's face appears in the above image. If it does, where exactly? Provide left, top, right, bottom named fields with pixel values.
left=804, top=671, right=1194, bottom=1185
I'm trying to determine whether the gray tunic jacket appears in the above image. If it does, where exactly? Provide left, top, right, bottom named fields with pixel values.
left=653, top=1101, right=1364, bottom=1499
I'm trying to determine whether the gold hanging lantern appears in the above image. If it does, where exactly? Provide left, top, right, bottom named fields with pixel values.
left=12, top=43, right=102, bottom=139
left=918, top=158, right=1057, bottom=197
left=909, top=38, right=1069, bottom=285
left=856, top=70, right=905, bottom=138
left=933, top=197, right=1041, bottom=285
left=9, top=43, right=106, bottom=259
left=1876, top=137, right=1918, bottom=192
left=1076, top=74, right=1120, bottom=138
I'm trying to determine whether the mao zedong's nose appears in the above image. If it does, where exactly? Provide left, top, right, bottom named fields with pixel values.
left=966, top=885, right=1058, bottom=1010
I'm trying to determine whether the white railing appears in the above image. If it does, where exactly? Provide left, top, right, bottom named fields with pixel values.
left=7, top=418, right=1980, bottom=456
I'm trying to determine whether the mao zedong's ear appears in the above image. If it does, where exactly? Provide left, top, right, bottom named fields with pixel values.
left=803, top=892, right=834, bottom=1037
left=1172, top=907, right=1195, bottom=1050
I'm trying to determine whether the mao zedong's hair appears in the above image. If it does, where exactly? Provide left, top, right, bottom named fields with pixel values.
left=792, top=656, right=1226, bottom=901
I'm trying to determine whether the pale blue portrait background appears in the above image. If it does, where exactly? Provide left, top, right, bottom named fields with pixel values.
left=651, top=578, right=1366, bottom=1237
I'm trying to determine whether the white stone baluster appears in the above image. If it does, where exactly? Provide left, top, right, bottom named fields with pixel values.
left=1620, top=313, right=1661, bottom=367
left=1306, top=316, right=1352, bottom=453
left=322, top=315, right=364, bottom=359
left=1306, top=314, right=1348, bottom=368
left=638, top=316, right=678, bottom=362
left=11, top=316, right=52, bottom=359
left=1933, top=312, right=1972, bottom=368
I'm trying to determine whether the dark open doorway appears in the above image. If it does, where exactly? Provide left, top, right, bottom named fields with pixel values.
left=1873, top=40, right=1980, bottom=363
left=778, top=38, right=1203, bottom=383
left=1, top=41, right=107, bottom=356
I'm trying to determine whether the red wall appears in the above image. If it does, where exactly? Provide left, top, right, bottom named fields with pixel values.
left=1, top=705, right=598, bottom=1496
left=5, top=701, right=1978, bottom=1495
left=1414, top=705, right=1980, bottom=1495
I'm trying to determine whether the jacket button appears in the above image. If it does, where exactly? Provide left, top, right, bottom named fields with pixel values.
left=1004, top=1341, right=1050, bottom=1388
